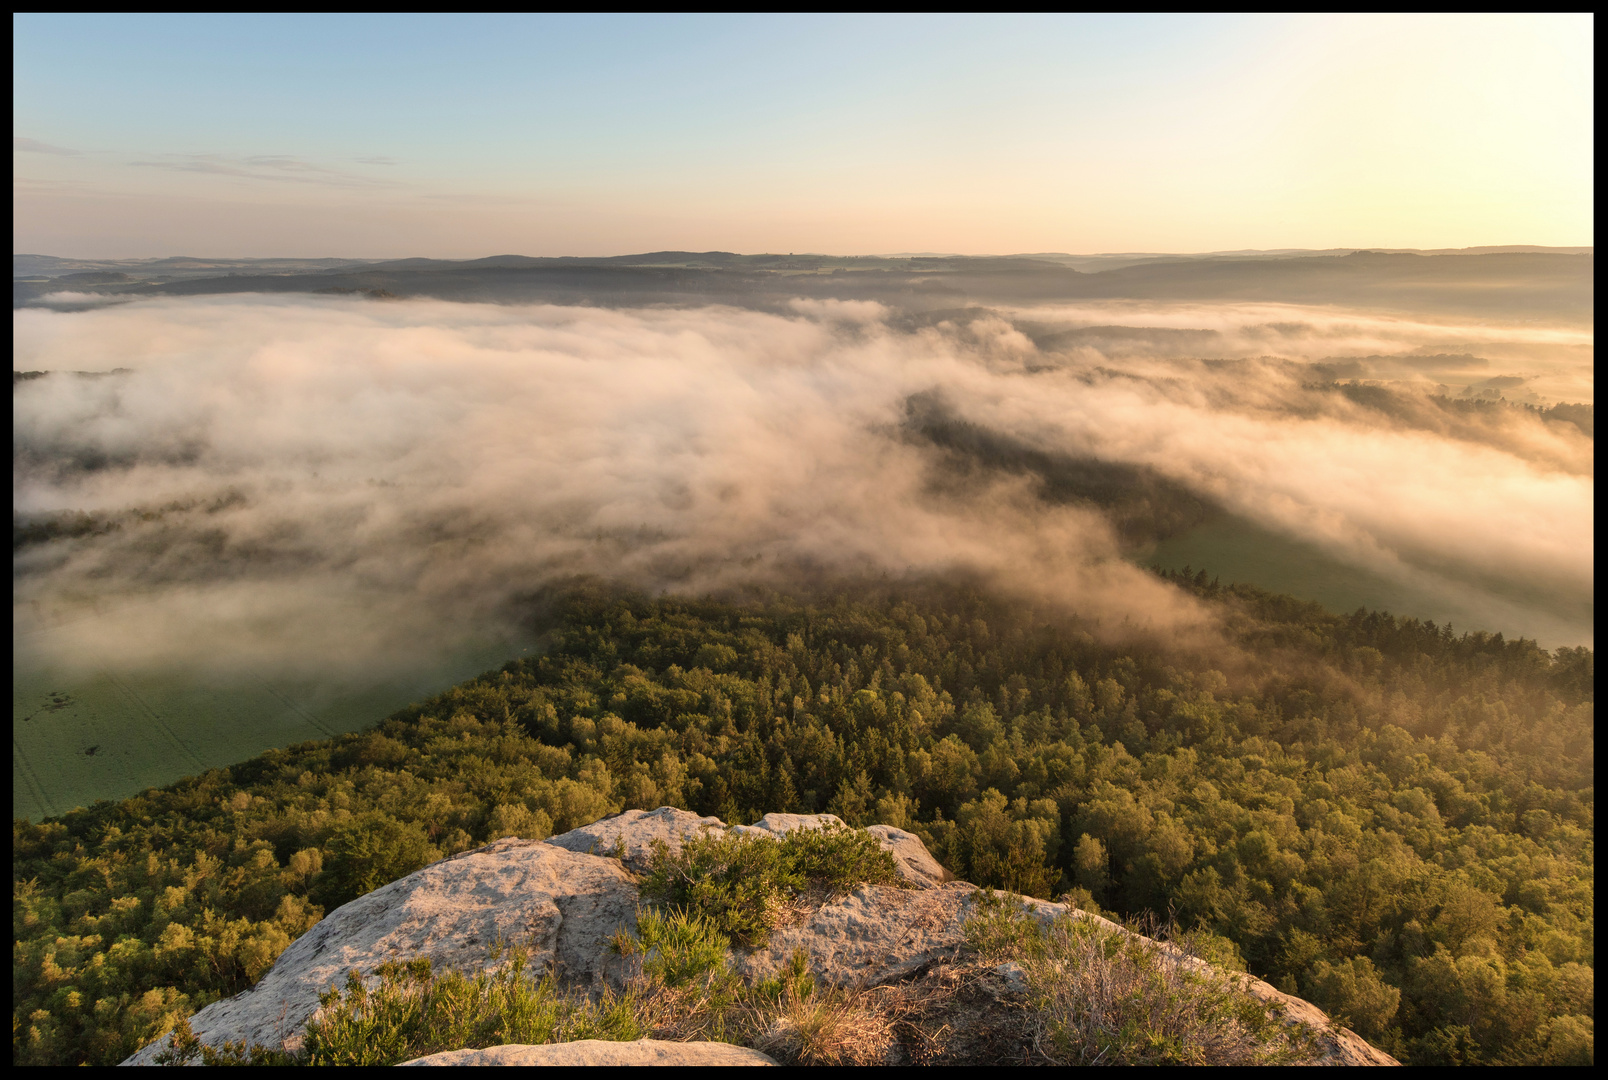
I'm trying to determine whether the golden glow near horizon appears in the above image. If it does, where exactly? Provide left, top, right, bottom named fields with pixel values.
left=12, top=13, right=1594, bottom=257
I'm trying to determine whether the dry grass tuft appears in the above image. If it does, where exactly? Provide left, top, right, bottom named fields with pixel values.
left=965, top=892, right=1315, bottom=1066
left=750, top=990, right=899, bottom=1066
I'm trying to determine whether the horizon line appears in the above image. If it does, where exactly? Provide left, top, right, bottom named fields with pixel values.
left=14, top=244, right=1596, bottom=265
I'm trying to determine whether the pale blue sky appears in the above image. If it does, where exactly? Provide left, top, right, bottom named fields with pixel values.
left=13, top=13, right=1594, bottom=257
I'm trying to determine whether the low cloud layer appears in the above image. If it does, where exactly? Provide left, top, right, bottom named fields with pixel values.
left=13, top=294, right=1594, bottom=677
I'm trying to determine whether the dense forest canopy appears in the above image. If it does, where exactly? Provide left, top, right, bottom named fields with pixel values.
left=13, top=576, right=1595, bottom=1066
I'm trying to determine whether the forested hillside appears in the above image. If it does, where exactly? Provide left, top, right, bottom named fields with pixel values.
left=14, top=578, right=1594, bottom=1065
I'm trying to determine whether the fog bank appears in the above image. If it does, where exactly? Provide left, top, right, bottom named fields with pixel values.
left=14, top=294, right=1593, bottom=678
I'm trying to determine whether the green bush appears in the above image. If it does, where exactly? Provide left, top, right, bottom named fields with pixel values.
left=641, top=832, right=801, bottom=946
left=768, top=820, right=902, bottom=894
left=641, top=824, right=901, bottom=946
left=312, top=815, right=439, bottom=910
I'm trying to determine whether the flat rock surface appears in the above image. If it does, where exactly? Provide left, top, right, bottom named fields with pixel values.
left=399, top=1039, right=778, bottom=1066
left=739, top=883, right=975, bottom=987
left=121, top=839, right=638, bottom=1065
left=547, top=806, right=724, bottom=874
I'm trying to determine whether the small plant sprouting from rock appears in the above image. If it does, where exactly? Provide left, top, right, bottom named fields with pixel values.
left=621, top=825, right=911, bottom=1063
left=964, top=891, right=1315, bottom=1066
left=640, top=831, right=800, bottom=947
left=611, top=905, right=745, bottom=1044
left=623, top=907, right=737, bottom=991
left=640, top=824, right=903, bottom=946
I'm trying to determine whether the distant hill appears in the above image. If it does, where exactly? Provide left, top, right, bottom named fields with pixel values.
left=13, top=248, right=1594, bottom=324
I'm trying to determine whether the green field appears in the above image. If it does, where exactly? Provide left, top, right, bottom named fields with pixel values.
left=12, top=633, right=536, bottom=821
left=1141, top=515, right=1594, bottom=650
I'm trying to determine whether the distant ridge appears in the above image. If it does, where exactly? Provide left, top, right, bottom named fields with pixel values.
left=18, top=245, right=1591, bottom=279
left=14, top=247, right=1593, bottom=324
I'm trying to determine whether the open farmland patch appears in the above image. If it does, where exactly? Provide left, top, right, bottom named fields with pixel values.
left=1140, top=514, right=1594, bottom=649
left=11, top=632, right=538, bottom=819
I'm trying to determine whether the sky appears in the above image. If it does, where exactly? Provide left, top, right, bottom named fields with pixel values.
left=11, top=13, right=1596, bottom=258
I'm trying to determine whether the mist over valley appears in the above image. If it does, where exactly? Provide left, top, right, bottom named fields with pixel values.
left=13, top=251, right=1593, bottom=816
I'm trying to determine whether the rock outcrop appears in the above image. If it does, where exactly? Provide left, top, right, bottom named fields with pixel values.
left=547, top=807, right=947, bottom=889
left=121, top=838, right=640, bottom=1065
left=399, top=1039, right=778, bottom=1066
left=547, top=806, right=725, bottom=874
left=120, top=808, right=1397, bottom=1067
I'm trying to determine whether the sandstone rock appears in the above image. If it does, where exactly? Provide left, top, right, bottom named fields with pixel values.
left=740, top=811, right=848, bottom=836
left=399, top=1039, right=778, bottom=1066
left=733, top=813, right=950, bottom=891
left=738, top=883, right=972, bottom=987
left=866, top=824, right=948, bottom=888
left=994, top=961, right=1030, bottom=997
left=121, top=813, right=1396, bottom=1067
left=1014, top=894, right=1126, bottom=934
left=121, top=839, right=639, bottom=1065
left=1234, top=976, right=1399, bottom=1066
left=547, top=806, right=724, bottom=874
left=937, top=892, right=1394, bottom=1066
left=739, top=883, right=1117, bottom=991
left=551, top=809, right=954, bottom=893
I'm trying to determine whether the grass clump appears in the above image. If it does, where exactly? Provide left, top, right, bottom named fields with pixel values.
left=608, top=904, right=892, bottom=1062
left=627, top=906, right=735, bottom=989
left=156, top=944, right=643, bottom=1067
left=965, top=892, right=1314, bottom=1066
left=611, top=905, right=744, bottom=1044
left=619, top=909, right=894, bottom=1064
left=641, top=823, right=901, bottom=946
left=745, top=948, right=895, bottom=1066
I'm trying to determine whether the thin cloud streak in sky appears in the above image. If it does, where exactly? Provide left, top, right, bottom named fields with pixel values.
left=14, top=136, right=81, bottom=155
left=127, top=154, right=402, bottom=188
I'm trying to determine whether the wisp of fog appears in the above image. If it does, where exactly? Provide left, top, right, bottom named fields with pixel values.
left=13, top=293, right=1594, bottom=680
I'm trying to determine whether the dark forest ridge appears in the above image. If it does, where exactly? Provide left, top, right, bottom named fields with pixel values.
left=15, top=245, right=1594, bottom=278
left=13, top=247, right=1596, bottom=323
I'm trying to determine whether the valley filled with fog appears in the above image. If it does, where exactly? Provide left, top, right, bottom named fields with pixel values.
left=13, top=256, right=1593, bottom=814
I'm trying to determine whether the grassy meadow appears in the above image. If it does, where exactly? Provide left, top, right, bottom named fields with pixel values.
left=1142, top=515, right=1593, bottom=651
left=11, top=633, right=537, bottom=821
